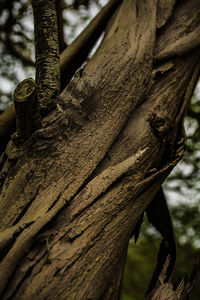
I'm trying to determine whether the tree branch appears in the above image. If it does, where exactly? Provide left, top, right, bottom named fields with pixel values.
left=0, top=0, right=200, bottom=298
left=55, top=0, right=67, bottom=53
left=0, top=104, right=15, bottom=155
left=32, top=0, right=60, bottom=113
left=60, top=0, right=122, bottom=89
left=0, top=0, right=122, bottom=146
left=2, top=37, right=35, bottom=67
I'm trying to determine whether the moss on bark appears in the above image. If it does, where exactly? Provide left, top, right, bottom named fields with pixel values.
left=32, top=0, right=60, bottom=112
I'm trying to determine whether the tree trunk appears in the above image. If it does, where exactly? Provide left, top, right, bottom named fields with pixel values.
left=0, top=0, right=200, bottom=299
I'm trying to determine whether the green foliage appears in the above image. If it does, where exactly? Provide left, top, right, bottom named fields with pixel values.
left=121, top=236, right=159, bottom=300
left=121, top=214, right=200, bottom=300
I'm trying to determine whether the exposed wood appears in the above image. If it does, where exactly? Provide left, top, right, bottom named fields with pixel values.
left=0, top=0, right=157, bottom=230
left=145, top=257, right=200, bottom=300
left=0, top=0, right=200, bottom=299
left=0, top=0, right=122, bottom=146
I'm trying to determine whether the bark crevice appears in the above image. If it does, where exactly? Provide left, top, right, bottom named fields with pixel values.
left=0, top=0, right=200, bottom=298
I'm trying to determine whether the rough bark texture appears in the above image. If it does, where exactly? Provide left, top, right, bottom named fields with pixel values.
left=60, top=0, right=122, bottom=89
left=33, top=0, right=60, bottom=112
left=0, top=0, right=200, bottom=299
left=0, top=0, right=122, bottom=148
left=145, top=258, right=200, bottom=300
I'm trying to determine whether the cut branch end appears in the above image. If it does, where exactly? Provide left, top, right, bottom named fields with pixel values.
left=14, top=77, right=36, bottom=141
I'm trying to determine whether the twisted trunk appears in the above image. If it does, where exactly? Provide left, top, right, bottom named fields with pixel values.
left=0, top=0, right=200, bottom=299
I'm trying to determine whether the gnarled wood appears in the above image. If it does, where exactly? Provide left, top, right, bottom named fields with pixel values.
left=0, top=0, right=122, bottom=149
left=0, top=0, right=200, bottom=299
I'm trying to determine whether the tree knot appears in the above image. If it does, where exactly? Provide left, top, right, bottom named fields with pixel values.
left=148, top=113, right=170, bottom=141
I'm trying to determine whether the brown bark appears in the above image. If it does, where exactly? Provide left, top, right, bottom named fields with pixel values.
left=0, top=105, right=15, bottom=154
left=145, top=258, right=200, bottom=300
left=0, top=0, right=200, bottom=299
left=32, top=0, right=60, bottom=112
left=0, top=0, right=122, bottom=154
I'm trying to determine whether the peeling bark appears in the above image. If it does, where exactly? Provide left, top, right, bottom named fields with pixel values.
left=0, top=0, right=200, bottom=299
left=0, top=0, right=122, bottom=150
left=145, top=258, right=200, bottom=300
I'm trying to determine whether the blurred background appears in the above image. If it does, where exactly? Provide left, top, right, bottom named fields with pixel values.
left=0, top=0, right=199, bottom=299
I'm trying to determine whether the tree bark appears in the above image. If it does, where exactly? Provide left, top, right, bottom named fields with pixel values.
left=32, top=0, right=60, bottom=112
left=0, top=0, right=200, bottom=299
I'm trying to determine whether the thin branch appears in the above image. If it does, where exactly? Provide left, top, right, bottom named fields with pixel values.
left=32, top=0, right=60, bottom=113
left=55, top=0, right=67, bottom=53
left=0, top=104, right=15, bottom=155
left=0, top=0, right=122, bottom=140
left=3, top=37, right=34, bottom=66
